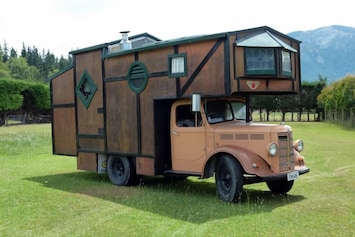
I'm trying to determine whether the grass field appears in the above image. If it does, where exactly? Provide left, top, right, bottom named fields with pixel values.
left=0, top=123, right=354, bottom=236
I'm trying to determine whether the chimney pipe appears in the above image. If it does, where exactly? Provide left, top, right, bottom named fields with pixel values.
left=119, top=31, right=132, bottom=50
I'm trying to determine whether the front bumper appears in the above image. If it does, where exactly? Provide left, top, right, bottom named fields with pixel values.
left=262, top=166, right=310, bottom=182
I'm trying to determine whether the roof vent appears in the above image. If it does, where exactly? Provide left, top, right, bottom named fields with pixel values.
left=119, top=31, right=132, bottom=51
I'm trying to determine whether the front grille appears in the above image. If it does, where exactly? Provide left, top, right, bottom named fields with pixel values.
left=278, top=132, right=295, bottom=172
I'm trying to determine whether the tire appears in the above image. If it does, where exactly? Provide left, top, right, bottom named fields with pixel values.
left=107, top=156, right=135, bottom=186
left=266, top=179, right=294, bottom=194
left=215, top=155, right=243, bottom=203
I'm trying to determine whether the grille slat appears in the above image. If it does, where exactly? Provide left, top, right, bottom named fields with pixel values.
left=278, top=132, right=295, bottom=172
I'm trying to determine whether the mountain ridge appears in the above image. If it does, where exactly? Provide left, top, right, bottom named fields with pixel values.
left=287, top=25, right=355, bottom=82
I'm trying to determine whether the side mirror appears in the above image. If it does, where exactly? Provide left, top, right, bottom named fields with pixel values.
left=192, top=94, right=201, bottom=112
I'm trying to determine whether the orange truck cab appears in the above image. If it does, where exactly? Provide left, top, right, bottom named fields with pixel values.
left=167, top=95, right=309, bottom=202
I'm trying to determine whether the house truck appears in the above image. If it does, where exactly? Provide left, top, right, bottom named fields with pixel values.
left=50, top=26, right=310, bottom=202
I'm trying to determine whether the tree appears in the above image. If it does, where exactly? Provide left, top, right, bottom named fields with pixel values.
left=2, top=41, right=9, bottom=62
left=0, top=48, right=10, bottom=78
left=0, top=79, right=27, bottom=119
left=317, top=75, right=355, bottom=122
left=59, top=55, right=72, bottom=69
left=277, top=94, right=298, bottom=121
left=21, top=43, right=27, bottom=58
left=7, top=57, right=40, bottom=81
left=10, top=47, right=17, bottom=58
left=42, top=50, right=56, bottom=79
left=250, top=95, right=277, bottom=121
left=22, top=83, right=50, bottom=118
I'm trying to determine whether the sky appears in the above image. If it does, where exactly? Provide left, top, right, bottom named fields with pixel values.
left=1, top=0, right=354, bottom=57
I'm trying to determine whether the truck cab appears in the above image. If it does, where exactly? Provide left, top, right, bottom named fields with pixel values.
left=168, top=95, right=309, bottom=202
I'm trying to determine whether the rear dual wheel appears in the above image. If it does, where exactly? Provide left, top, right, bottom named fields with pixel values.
left=107, top=155, right=137, bottom=186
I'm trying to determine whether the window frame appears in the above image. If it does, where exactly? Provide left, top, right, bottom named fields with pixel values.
left=168, top=53, right=187, bottom=78
left=244, top=47, right=293, bottom=78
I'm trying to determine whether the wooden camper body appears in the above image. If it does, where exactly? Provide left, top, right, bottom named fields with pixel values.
left=50, top=26, right=301, bottom=175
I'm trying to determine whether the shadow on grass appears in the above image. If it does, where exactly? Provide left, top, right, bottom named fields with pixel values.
left=25, top=171, right=305, bottom=223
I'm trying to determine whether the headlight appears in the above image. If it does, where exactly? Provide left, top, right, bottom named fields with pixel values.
left=268, top=143, right=277, bottom=156
left=293, top=139, right=304, bottom=152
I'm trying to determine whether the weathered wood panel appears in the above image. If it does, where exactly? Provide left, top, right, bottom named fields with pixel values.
left=105, top=80, right=138, bottom=153
left=52, top=107, right=76, bottom=155
left=136, top=157, right=154, bottom=175
left=138, top=47, right=173, bottom=72
left=234, top=46, right=245, bottom=86
left=51, top=68, right=74, bottom=105
left=51, top=68, right=76, bottom=156
left=78, top=137, right=105, bottom=151
left=228, top=34, right=238, bottom=93
left=75, top=50, right=104, bottom=135
left=179, top=39, right=225, bottom=96
left=77, top=152, right=97, bottom=171
left=105, top=54, right=135, bottom=78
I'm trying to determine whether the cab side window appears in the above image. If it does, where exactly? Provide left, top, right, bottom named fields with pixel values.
left=176, top=104, right=202, bottom=127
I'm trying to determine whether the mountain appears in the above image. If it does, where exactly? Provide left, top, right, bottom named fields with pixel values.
left=288, top=25, right=355, bottom=82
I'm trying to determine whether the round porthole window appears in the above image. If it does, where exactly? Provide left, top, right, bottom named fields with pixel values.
left=127, top=61, right=148, bottom=93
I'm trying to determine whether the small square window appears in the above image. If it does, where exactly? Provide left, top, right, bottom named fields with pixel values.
left=168, top=53, right=187, bottom=78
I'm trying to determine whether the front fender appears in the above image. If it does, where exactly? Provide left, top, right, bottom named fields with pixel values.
left=205, top=145, right=275, bottom=177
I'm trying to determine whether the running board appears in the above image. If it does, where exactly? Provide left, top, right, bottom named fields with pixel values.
left=163, top=170, right=201, bottom=177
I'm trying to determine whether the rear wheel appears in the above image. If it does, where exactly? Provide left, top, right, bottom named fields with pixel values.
left=215, top=155, right=243, bottom=202
left=107, top=156, right=136, bottom=186
left=266, top=179, right=294, bottom=194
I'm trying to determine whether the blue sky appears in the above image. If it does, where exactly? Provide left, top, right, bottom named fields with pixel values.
left=1, top=0, right=354, bottom=57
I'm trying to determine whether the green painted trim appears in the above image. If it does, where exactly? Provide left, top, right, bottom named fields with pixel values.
left=75, top=70, right=98, bottom=109
left=246, top=69, right=276, bottom=75
left=78, top=133, right=105, bottom=139
left=103, top=33, right=227, bottom=59
left=127, top=61, right=148, bottom=93
left=47, top=64, right=73, bottom=81
left=71, top=33, right=162, bottom=55
left=282, top=71, right=292, bottom=77
left=68, top=26, right=299, bottom=58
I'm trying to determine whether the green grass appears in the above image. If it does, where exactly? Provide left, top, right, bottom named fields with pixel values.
left=0, top=123, right=354, bottom=236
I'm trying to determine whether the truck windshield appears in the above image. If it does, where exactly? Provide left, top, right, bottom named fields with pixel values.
left=206, top=100, right=233, bottom=123
left=206, top=100, right=247, bottom=123
left=231, top=101, right=247, bottom=120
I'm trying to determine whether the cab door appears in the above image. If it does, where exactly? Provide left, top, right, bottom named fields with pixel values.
left=171, top=102, right=206, bottom=174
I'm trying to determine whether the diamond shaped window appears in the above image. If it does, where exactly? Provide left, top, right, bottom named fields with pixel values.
left=76, top=70, right=97, bottom=109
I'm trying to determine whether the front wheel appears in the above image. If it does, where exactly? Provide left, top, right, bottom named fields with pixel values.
left=266, top=180, right=294, bottom=194
left=215, top=155, right=244, bottom=202
left=107, top=155, right=136, bottom=186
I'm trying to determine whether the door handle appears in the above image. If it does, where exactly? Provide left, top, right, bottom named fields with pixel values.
left=172, top=130, right=178, bottom=135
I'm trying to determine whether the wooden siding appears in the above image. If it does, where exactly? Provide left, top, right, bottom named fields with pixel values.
left=78, top=136, right=105, bottom=151
left=136, top=157, right=155, bottom=175
left=51, top=68, right=76, bottom=155
left=51, top=68, right=75, bottom=105
left=105, top=80, right=138, bottom=153
left=52, top=107, right=76, bottom=155
left=179, top=39, right=225, bottom=96
left=77, top=152, right=97, bottom=172
left=75, top=50, right=104, bottom=136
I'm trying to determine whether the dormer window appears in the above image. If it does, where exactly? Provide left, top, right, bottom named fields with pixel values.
left=236, top=31, right=297, bottom=78
left=245, top=48, right=275, bottom=75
